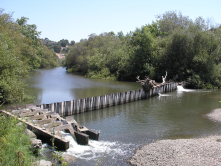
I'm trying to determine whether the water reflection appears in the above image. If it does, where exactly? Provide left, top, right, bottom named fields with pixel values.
left=25, top=67, right=140, bottom=105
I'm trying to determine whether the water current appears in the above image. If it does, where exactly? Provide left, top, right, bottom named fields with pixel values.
left=7, top=67, right=221, bottom=165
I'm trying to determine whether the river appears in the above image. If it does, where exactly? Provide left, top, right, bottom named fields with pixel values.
left=9, top=67, right=221, bottom=165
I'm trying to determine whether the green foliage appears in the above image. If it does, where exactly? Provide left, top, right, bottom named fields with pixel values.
left=40, top=45, right=58, bottom=68
left=54, top=45, right=61, bottom=53
left=70, top=40, right=75, bottom=46
left=65, top=32, right=130, bottom=79
left=61, top=47, right=70, bottom=54
left=59, top=39, right=69, bottom=47
left=64, top=10, right=221, bottom=88
left=0, top=9, right=58, bottom=103
left=129, top=26, right=155, bottom=79
left=87, top=68, right=116, bottom=80
left=0, top=26, right=31, bottom=103
left=0, top=114, right=35, bottom=165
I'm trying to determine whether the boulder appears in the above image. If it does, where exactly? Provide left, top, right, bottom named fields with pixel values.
left=25, top=128, right=37, bottom=139
left=30, top=138, right=42, bottom=154
left=38, top=160, right=52, bottom=166
left=61, top=154, right=76, bottom=164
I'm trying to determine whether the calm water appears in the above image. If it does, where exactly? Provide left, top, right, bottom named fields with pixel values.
left=10, top=67, right=221, bottom=165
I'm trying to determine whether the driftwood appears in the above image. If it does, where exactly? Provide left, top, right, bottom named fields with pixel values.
left=136, top=76, right=160, bottom=91
left=136, top=72, right=168, bottom=91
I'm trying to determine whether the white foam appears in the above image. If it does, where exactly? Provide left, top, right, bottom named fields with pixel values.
left=177, top=85, right=194, bottom=92
left=158, top=93, right=171, bottom=97
left=60, top=131, right=132, bottom=161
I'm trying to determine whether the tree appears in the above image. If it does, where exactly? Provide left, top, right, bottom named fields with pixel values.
left=108, top=31, right=115, bottom=36
left=59, top=39, right=69, bottom=47
left=54, top=45, right=61, bottom=53
left=0, top=9, right=58, bottom=103
left=130, top=26, right=155, bottom=79
left=70, top=40, right=75, bottom=46
left=117, top=31, right=124, bottom=39
left=40, top=45, right=58, bottom=68
left=16, top=17, right=41, bottom=46
left=16, top=17, right=43, bottom=69
left=156, top=11, right=192, bottom=35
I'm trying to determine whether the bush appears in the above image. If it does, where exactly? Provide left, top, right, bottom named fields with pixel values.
left=0, top=114, right=35, bottom=165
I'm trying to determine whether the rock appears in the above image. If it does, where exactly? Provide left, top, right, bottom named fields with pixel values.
left=31, top=160, right=52, bottom=166
left=61, top=154, right=76, bottom=164
left=25, top=128, right=37, bottom=139
left=38, top=160, right=52, bottom=166
left=30, top=138, right=42, bottom=154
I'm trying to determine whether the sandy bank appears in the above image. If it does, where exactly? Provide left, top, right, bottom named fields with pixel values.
left=128, top=109, right=221, bottom=166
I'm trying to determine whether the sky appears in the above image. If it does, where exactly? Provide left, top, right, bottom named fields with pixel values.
left=1, top=0, right=221, bottom=43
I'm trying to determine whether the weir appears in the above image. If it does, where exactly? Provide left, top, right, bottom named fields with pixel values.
left=0, top=105, right=99, bottom=150
left=37, top=82, right=178, bottom=116
left=1, top=75, right=178, bottom=150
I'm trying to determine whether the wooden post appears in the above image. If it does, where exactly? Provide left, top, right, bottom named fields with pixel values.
left=130, top=91, right=135, bottom=102
left=101, top=95, right=107, bottom=108
left=125, top=91, right=130, bottom=103
left=106, top=94, right=109, bottom=107
left=65, top=101, right=72, bottom=116
left=56, top=102, right=60, bottom=114
left=89, top=97, right=94, bottom=111
left=112, top=94, right=116, bottom=105
left=107, top=94, right=113, bottom=107
left=79, top=98, right=86, bottom=113
left=94, top=96, right=100, bottom=110
left=135, top=90, right=138, bottom=100
left=115, top=93, right=120, bottom=105
left=71, top=100, right=75, bottom=115
left=57, top=102, right=64, bottom=116
left=49, top=103, right=54, bottom=112
left=74, top=99, right=80, bottom=114
left=120, top=92, right=125, bottom=104
left=85, top=97, right=90, bottom=111
left=65, top=101, right=68, bottom=116
left=141, top=89, right=146, bottom=99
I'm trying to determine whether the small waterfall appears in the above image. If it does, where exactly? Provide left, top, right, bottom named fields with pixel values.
left=60, top=131, right=134, bottom=162
left=177, top=85, right=194, bottom=92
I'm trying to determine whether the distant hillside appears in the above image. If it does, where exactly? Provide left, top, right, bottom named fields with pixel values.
left=41, top=38, right=74, bottom=58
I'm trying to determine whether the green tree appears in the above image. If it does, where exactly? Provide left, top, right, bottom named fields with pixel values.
left=155, top=11, right=193, bottom=36
left=70, top=40, right=75, bottom=46
left=59, top=39, right=69, bottom=47
left=130, top=26, right=155, bottom=79
left=0, top=9, right=58, bottom=103
left=54, top=45, right=61, bottom=53
left=16, top=17, right=42, bottom=69
left=40, top=45, right=58, bottom=68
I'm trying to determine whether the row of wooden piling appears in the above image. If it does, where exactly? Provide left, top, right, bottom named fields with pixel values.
left=38, top=82, right=178, bottom=116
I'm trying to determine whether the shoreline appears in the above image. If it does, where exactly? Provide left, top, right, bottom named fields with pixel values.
left=128, top=108, right=221, bottom=166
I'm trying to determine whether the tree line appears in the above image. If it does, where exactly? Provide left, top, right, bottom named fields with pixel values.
left=64, top=11, right=221, bottom=89
left=42, top=38, right=75, bottom=54
left=0, top=9, right=58, bottom=104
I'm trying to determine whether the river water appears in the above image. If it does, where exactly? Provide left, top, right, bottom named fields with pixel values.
left=13, top=67, right=221, bottom=165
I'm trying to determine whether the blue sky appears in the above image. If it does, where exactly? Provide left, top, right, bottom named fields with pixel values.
left=1, top=0, right=221, bottom=43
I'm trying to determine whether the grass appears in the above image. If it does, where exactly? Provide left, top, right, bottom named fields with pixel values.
left=0, top=111, right=38, bottom=165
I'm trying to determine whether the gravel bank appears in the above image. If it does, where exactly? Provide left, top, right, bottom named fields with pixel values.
left=206, top=108, right=221, bottom=123
left=128, top=109, right=221, bottom=166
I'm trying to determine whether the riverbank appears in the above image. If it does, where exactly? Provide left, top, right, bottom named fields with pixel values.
left=128, top=108, right=221, bottom=166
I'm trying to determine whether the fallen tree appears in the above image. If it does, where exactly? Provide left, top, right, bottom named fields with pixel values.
left=136, top=72, right=168, bottom=91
